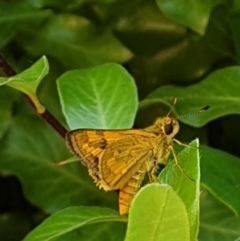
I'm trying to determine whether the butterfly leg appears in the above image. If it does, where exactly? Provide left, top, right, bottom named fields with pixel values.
left=144, top=154, right=159, bottom=183
left=147, top=166, right=159, bottom=183
left=118, top=169, right=145, bottom=215
left=173, top=138, right=197, bottom=150
left=169, top=146, right=194, bottom=181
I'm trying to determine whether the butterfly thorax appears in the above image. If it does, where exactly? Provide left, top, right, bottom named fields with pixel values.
left=143, top=117, right=180, bottom=168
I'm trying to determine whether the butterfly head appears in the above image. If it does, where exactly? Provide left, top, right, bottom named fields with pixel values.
left=154, top=117, right=179, bottom=138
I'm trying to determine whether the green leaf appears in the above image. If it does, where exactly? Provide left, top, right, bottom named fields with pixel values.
left=140, top=66, right=240, bottom=127
left=234, top=0, right=240, bottom=9
left=57, top=63, right=138, bottom=129
left=200, top=145, right=240, bottom=216
left=156, top=0, right=223, bottom=35
left=0, top=56, right=49, bottom=113
left=159, top=139, right=200, bottom=241
left=54, top=221, right=126, bottom=241
left=17, top=15, right=132, bottom=69
left=113, top=1, right=187, bottom=56
left=22, top=206, right=127, bottom=241
left=26, top=0, right=117, bottom=9
left=200, top=5, right=233, bottom=57
left=0, top=2, right=51, bottom=48
left=125, top=184, right=190, bottom=241
left=0, top=56, right=48, bottom=87
left=0, top=114, right=117, bottom=213
left=230, top=12, right=240, bottom=63
left=199, top=190, right=240, bottom=241
left=0, top=87, right=20, bottom=139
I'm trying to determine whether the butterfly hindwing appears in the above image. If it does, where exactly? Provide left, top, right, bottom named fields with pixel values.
left=99, top=134, right=156, bottom=189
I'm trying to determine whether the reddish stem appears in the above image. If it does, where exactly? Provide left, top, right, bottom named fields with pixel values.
left=0, top=55, right=67, bottom=138
left=0, top=55, right=16, bottom=76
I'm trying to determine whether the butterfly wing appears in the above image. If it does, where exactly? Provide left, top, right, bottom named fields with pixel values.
left=98, top=133, right=160, bottom=190
left=66, top=129, right=128, bottom=184
left=66, top=129, right=158, bottom=190
left=66, top=129, right=143, bottom=165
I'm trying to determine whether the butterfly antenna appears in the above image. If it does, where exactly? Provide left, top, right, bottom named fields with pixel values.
left=176, top=105, right=210, bottom=120
left=166, top=98, right=178, bottom=117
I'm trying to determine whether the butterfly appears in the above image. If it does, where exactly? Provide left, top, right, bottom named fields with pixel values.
left=65, top=114, right=181, bottom=215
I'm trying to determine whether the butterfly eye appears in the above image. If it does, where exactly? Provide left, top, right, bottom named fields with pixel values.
left=164, top=123, right=173, bottom=135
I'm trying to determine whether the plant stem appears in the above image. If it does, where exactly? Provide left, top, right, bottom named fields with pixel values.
left=0, top=55, right=67, bottom=138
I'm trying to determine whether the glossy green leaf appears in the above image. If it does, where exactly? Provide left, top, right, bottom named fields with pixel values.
left=200, top=145, right=240, bottom=216
left=0, top=56, right=49, bottom=112
left=125, top=184, right=190, bottom=241
left=159, top=139, right=200, bottom=241
left=53, top=221, right=126, bottom=241
left=17, top=15, right=132, bottom=69
left=25, top=0, right=117, bottom=9
left=156, top=0, right=223, bottom=35
left=0, top=2, right=51, bottom=48
left=0, top=56, right=48, bottom=88
left=0, top=115, right=117, bottom=213
left=140, top=66, right=240, bottom=127
left=23, top=207, right=126, bottom=241
left=234, top=0, right=240, bottom=8
left=230, top=12, right=240, bottom=63
left=199, top=190, right=240, bottom=241
left=200, top=5, right=233, bottom=57
left=57, top=63, right=138, bottom=129
left=113, top=1, right=187, bottom=55
left=0, top=87, right=20, bottom=138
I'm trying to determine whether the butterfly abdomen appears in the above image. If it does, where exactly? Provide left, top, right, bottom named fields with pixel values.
left=118, top=167, right=146, bottom=215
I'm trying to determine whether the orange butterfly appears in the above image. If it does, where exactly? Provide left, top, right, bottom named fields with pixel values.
left=65, top=116, right=180, bottom=215
left=65, top=101, right=208, bottom=215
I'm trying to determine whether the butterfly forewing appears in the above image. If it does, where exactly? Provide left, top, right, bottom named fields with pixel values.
left=66, top=129, right=160, bottom=190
